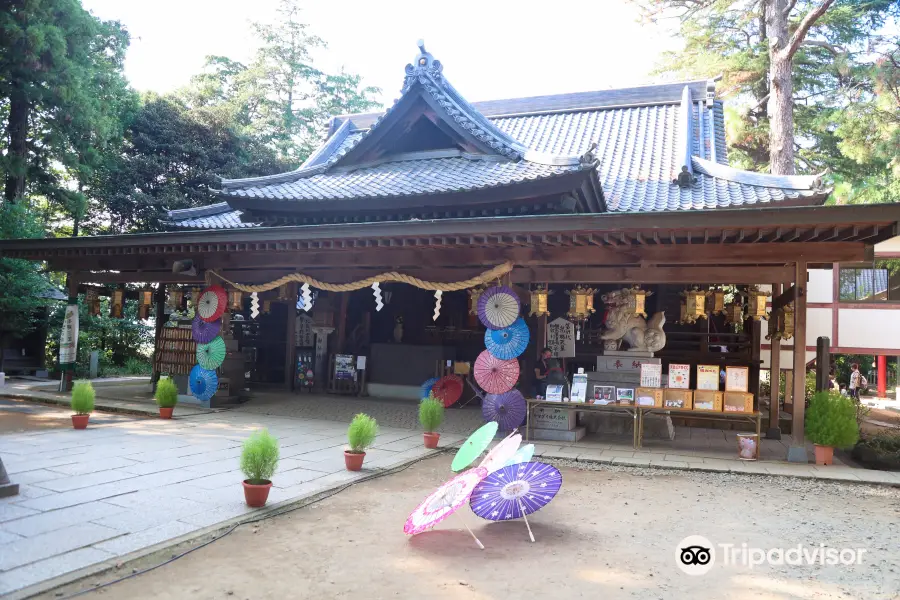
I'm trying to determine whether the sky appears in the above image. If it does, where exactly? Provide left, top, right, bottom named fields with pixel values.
left=81, top=0, right=682, bottom=105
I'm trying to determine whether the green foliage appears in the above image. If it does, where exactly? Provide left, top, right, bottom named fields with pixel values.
left=859, top=430, right=900, bottom=459
left=419, top=395, right=445, bottom=432
left=71, top=380, right=95, bottom=414
left=805, top=391, right=860, bottom=449
left=0, top=202, right=52, bottom=340
left=347, top=413, right=378, bottom=453
left=240, top=429, right=280, bottom=484
left=155, top=377, right=179, bottom=408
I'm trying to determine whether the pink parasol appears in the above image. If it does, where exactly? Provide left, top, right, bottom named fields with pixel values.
left=404, top=467, right=488, bottom=548
left=478, top=433, right=523, bottom=474
left=473, top=350, right=520, bottom=394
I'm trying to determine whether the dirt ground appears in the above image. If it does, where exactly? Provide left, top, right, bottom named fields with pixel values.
left=44, top=454, right=900, bottom=600
left=0, top=399, right=74, bottom=433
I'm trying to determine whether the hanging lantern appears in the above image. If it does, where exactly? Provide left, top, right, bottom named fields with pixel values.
left=111, top=287, right=125, bottom=319
left=680, top=287, right=707, bottom=324
left=708, top=287, right=726, bottom=315
left=167, top=288, right=184, bottom=310
left=566, top=286, right=596, bottom=321
left=262, top=299, right=272, bottom=314
left=277, top=283, right=292, bottom=301
left=677, top=300, right=688, bottom=325
left=747, top=285, right=771, bottom=321
left=228, top=289, right=243, bottom=311
left=529, top=285, right=549, bottom=317
left=629, top=285, right=649, bottom=318
left=725, top=300, right=744, bottom=326
left=85, top=288, right=101, bottom=317
left=781, top=303, right=795, bottom=340
left=138, top=289, right=153, bottom=320
left=468, top=286, right=485, bottom=316
left=765, top=308, right=781, bottom=341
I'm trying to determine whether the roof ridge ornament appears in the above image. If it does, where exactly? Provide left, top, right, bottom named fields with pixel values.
left=404, top=39, right=444, bottom=91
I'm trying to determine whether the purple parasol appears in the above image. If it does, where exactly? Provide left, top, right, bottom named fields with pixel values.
left=482, top=390, right=527, bottom=431
left=470, top=461, right=562, bottom=523
left=192, top=316, right=221, bottom=344
left=477, top=286, right=520, bottom=330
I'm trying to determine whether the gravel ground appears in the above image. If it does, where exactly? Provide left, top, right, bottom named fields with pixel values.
left=42, top=453, right=900, bottom=600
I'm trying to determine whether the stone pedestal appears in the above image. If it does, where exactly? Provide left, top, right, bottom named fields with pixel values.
left=0, top=457, right=18, bottom=498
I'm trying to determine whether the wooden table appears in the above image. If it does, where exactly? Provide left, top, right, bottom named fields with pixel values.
left=637, top=408, right=762, bottom=456
left=524, top=399, right=640, bottom=449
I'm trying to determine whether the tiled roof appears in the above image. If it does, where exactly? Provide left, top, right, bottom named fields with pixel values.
left=167, top=203, right=255, bottom=229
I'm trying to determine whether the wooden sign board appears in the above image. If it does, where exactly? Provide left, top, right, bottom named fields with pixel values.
left=547, top=318, right=576, bottom=358
left=696, top=365, right=720, bottom=391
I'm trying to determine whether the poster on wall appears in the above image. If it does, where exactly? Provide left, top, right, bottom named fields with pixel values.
left=546, top=385, right=564, bottom=402
left=58, top=301, right=79, bottom=369
left=668, top=364, right=690, bottom=389
left=593, top=385, right=616, bottom=405
left=334, top=354, right=356, bottom=380
left=547, top=318, right=576, bottom=358
left=696, top=365, right=720, bottom=391
left=640, top=363, right=662, bottom=388
left=295, top=314, right=314, bottom=347
left=570, top=373, right=588, bottom=403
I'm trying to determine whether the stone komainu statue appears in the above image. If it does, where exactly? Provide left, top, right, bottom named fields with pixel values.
left=599, top=288, right=667, bottom=353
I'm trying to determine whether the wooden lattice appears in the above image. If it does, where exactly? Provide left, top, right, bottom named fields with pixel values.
left=155, top=326, right=197, bottom=376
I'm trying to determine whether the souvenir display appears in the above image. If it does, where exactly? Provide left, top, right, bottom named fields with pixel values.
left=725, top=366, right=750, bottom=393
left=696, top=365, right=720, bottom=391
left=640, top=363, right=662, bottom=388
left=636, top=387, right=663, bottom=408
left=570, top=372, right=588, bottom=403
left=616, top=387, right=635, bottom=405
left=668, top=364, right=690, bottom=389
left=692, top=390, right=723, bottom=412
left=664, top=389, right=693, bottom=410
left=724, top=392, right=754, bottom=413
left=593, top=385, right=616, bottom=405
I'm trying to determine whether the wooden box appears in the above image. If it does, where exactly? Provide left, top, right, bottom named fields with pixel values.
left=663, top=389, right=693, bottom=410
left=692, top=390, right=723, bottom=412
left=724, top=392, right=754, bottom=414
left=636, top=387, right=664, bottom=408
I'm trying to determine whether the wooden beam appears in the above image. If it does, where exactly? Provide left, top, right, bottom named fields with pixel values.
left=789, top=260, right=809, bottom=462
left=73, top=271, right=206, bottom=284
left=510, top=266, right=794, bottom=284
left=335, top=292, right=349, bottom=354
left=772, top=284, right=797, bottom=311
left=767, top=283, right=782, bottom=439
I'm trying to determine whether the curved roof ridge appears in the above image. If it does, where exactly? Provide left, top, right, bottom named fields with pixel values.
left=692, top=156, right=827, bottom=191
left=167, top=202, right=234, bottom=220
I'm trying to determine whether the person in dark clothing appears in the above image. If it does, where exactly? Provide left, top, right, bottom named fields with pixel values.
left=534, top=347, right=552, bottom=398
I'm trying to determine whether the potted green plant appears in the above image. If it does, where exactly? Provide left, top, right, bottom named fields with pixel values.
left=155, top=376, right=178, bottom=419
left=805, top=391, right=859, bottom=465
left=240, top=429, right=279, bottom=507
left=71, top=380, right=95, bottom=429
left=345, top=413, right=378, bottom=471
left=419, top=394, right=444, bottom=449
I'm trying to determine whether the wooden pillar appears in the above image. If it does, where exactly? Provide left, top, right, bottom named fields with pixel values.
left=58, top=273, right=80, bottom=393
left=150, top=284, right=166, bottom=392
left=816, top=337, right=831, bottom=392
left=335, top=293, right=349, bottom=354
left=767, top=282, right=782, bottom=439
left=787, top=260, right=808, bottom=462
left=284, top=290, right=297, bottom=390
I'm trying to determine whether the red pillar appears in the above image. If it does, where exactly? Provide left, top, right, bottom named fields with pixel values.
left=877, top=355, right=887, bottom=397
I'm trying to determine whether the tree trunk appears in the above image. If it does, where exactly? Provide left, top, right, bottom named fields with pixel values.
left=766, top=0, right=795, bottom=175
left=755, top=9, right=769, bottom=119
left=4, top=87, right=29, bottom=202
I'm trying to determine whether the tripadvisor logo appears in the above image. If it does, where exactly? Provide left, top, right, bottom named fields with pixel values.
left=676, top=536, right=867, bottom=575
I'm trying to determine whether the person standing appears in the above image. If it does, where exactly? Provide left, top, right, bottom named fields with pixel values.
left=849, top=363, right=861, bottom=399
left=534, top=347, right=552, bottom=398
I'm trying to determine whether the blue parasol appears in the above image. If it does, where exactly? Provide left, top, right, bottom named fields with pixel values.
left=189, top=364, right=218, bottom=401
left=484, top=318, right=530, bottom=360
left=420, top=377, right=439, bottom=401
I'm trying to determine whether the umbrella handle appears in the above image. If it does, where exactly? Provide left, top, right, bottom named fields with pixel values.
left=463, top=523, right=485, bottom=550
left=518, top=499, right=535, bottom=543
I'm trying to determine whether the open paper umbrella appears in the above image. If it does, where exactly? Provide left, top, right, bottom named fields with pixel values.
left=431, top=375, right=463, bottom=408
left=420, top=377, right=440, bottom=400
left=484, top=318, right=530, bottom=360
left=469, top=461, right=562, bottom=542
left=197, top=285, right=227, bottom=323
left=192, top=316, right=221, bottom=344
left=474, top=350, right=519, bottom=394
left=196, top=336, right=226, bottom=370
left=477, top=286, right=520, bottom=330
left=505, top=443, right=535, bottom=467
left=404, top=467, right=488, bottom=548
left=451, top=421, right=498, bottom=472
left=189, top=364, right=218, bottom=401
left=478, top=433, right=523, bottom=474
left=482, top=390, right=527, bottom=431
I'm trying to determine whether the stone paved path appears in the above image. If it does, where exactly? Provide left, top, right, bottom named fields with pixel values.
left=0, top=407, right=463, bottom=597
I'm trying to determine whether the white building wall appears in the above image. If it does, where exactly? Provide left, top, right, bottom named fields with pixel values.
left=838, top=309, right=900, bottom=350
left=808, top=268, right=832, bottom=303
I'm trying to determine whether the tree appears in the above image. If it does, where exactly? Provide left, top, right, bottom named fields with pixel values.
left=634, top=0, right=898, bottom=177
left=0, top=0, right=135, bottom=207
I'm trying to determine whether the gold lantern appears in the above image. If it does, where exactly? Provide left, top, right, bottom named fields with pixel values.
left=566, top=285, right=596, bottom=321
left=189, top=287, right=201, bottom=307
left=725, top=300, right=744, bottom=325
left=629, top=285, right=649, bottom=318
left=747, top=285, right=771, bottom=321
left=781, top=302, right=795, bottom=340
left=138, top=289, right=153, bottom=320
left=677, top=300, right=688, bottom=325
left=228, top=289, right=244, bottom=311
left=110, top=287, right=124, bottom=319
left=708, top=287, right=726, bottom=315
left=262, top=299, right=272, bottom=314
left=468, top=286, right=485, bottom=316
left=167, top=288, right=184, bottom=310
left=85, top=288, right=101, bottom=317
left=680, top=287, right=707, bottom=324
left=277, top=283, right=291, bottom=301
left=529, top=285, right=549, bottom=317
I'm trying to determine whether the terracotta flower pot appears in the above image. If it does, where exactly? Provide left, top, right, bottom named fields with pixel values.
left=72, top=414, right=90, bottom=429
left=344, top=450, right=365, bottom=471
left=423, top=432, right=440, bottom=449
left=242, top=480, right=272, bottom=507
left=159, top=407, right=174, bottom=419
left=814, top=444, right=834, bottom=466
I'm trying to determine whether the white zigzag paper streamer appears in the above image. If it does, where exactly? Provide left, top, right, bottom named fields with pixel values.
left=433, top=290, right=442, bottom=321
left=250, top=292, right=260, bottom=319
left=300, top=283, right=313, bottom=312
left=372, top=282, right=383, bottom=311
